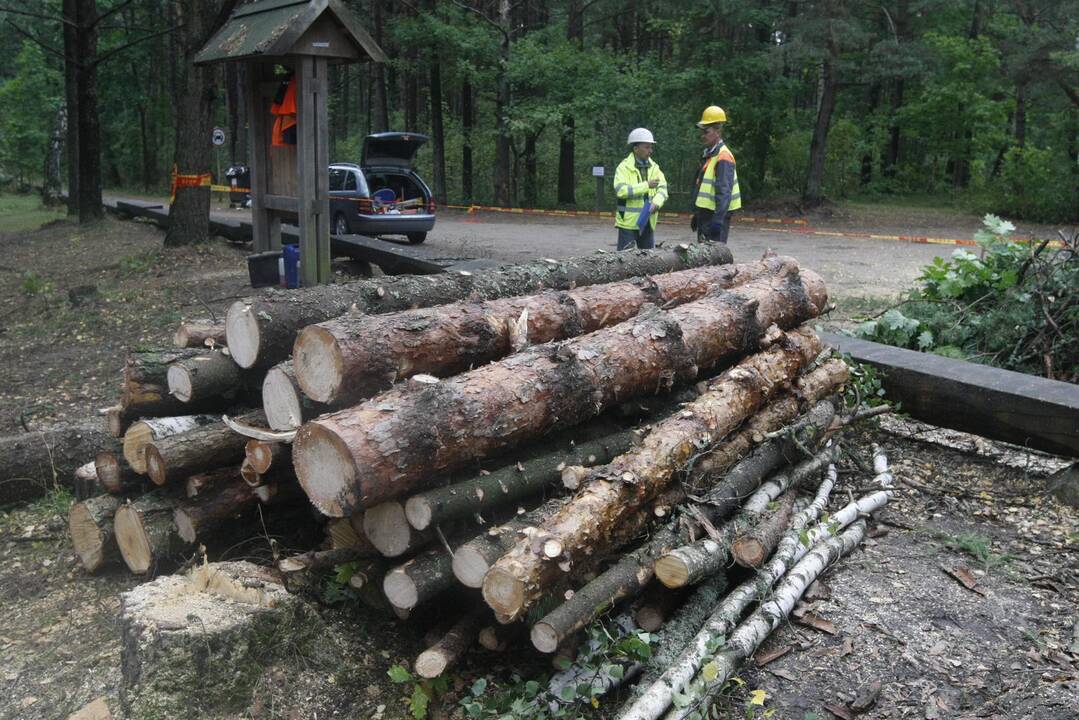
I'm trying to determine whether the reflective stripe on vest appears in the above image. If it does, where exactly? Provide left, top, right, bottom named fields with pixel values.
left=694, top=146, right=741, bottom=212
left=613, top=153, right=664, bottom=230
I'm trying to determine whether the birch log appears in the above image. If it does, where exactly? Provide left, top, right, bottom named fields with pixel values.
left=123, top=415, right=217, bottom=474
left=226, top=245, right=734, bottom=370
left=293, top=258, right=789, bottom=406
left=295, top=270, right=826, bottom=516
left=482, top=329, right=823, bottom=622
left=144, top=412, right=262, bottom=486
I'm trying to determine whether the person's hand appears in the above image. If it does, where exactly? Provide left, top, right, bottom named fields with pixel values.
left=690, top=215, right=698, bottom=231
left=648, top=179, right=659, bottom=189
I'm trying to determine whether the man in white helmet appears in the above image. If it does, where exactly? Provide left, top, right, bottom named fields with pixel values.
left=613, top=128, right=668, bottom=250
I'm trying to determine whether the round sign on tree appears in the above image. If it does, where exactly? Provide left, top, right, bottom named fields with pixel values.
left=212, top=127, right=226, bottom=146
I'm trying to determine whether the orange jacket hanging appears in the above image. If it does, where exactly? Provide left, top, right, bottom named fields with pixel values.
left=271, top=77, right=297, bottom=146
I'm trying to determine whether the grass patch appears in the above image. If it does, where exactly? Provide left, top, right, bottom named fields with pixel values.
left=0, top=193, right=66, bottom=234
left=924, top=529, right=1015, bottom=570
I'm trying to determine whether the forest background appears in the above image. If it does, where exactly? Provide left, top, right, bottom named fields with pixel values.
left=0, top=0, right=1077, bottom=227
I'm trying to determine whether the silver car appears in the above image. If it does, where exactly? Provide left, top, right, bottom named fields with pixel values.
left=329, top=132, right=436, bottom=244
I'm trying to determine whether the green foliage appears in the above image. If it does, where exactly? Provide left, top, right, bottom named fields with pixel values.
left=0, top=43, right=61, bottom=188
left=386, top=664, right=449, bottom=720
left=925, top=529, right=1015, bottom=570
left=986, top=146, right=1079, bottom=223
left=117, top=250, right=162, bottom=275
left=20, top=271, right=52, bottom=297
left=855, top=215, right=1078, bottom=382
left=842, top=359, right=889, bottom=409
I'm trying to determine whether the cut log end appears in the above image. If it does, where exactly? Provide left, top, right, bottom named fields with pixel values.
left=530, top=622, right=560, bottom=654
left=542, top=539, right=564, bottom=559
left=263, top=365, right=305, bottom=431
left=174, top=509, right=197, bottom=544
left=94, top=452, right=124, bottom=494
left=654, top=555, right=690, bottom=589
left=731, top=537, right=767, bottom=568
left=106, top=405, right=126, bottom=437
left=225, top=301, right=259, bottom=369
left=114, top=504, right=154, bottom=574
left=404, top=496, right=433, bottom=531
left=451, top=546, right=490, bottom=589
left=362, top=502, right=415, bottom=557
left=481, top=567, right=526, bottom=621
left=294, top=422, right=357, bottom=517
left=166, top=364, right=194, bottom=403
left=635, top=606, right=665, bottom=633
left=414, top=650, right=450, bottom=679
left=561, top=465, right=588, bottom=490
left=382, top=569, right=418, bottom=610
left=293, top=325, right=345, bottom=404
left=69, top=503, right=109, bottom=571
left=145, top=446, right=167, bottom=486
left=122, top=421, right=155, bottom=473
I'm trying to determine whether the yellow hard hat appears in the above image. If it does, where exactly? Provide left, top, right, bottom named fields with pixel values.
left=696, top=106, right=727, bottom=127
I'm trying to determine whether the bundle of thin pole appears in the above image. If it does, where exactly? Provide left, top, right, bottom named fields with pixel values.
left=65, top=246, right=892, bottom=695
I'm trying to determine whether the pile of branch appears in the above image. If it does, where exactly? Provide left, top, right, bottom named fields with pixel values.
left=63, top=249, right=892, bottom=711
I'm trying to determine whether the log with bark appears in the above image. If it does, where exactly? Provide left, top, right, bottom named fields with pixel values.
left=144, top=412, right=262, bottom=486
left=414, top=608, right=486, bottom=679
left=278, top=547, right=375, bottom=575
left=94, top=451, right=141, bottom=494
left=731, top=486, right=798, bottom=567
left=383, top=545, right=456, bottom=610
left=173, top=474, right=257, bottom=544
left=635, top=584, right=688, bottom=633
left=0, top=422, right=120, bottom=505
left=111, top=348, right=214, bottom=432
left=226, top=245, right=734, bottom=370
left=362, top=501, right=433, bottom=558
left=405, top=427, right=638, bottom=532
left=184, top=467, right=242, bottom=498
left=262, top=361, right=328, bottom=431
left=293, top=257, right=789, bottom=406
left=294, top=268, right=826, bottom=516
left=482, top=329, right=824, bottom=622
left=73, top=460, right=98, bottom=499
left=123, top=415, right=217, bottom=474
left=173, top=320, right=226, bottom=348
left=69, top=494, right=123, bottom=572
left=166, top=350, right=247, bottom=404
left=114, top=491, right=187, bottom=575
left=451, top=502, right=560, bottom=588
left=245, top=440, right=285, bottom=475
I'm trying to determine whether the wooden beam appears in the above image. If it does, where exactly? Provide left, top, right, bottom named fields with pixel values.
left=296, top=55, right=331, bottom=285
left=247, top=63, right=275, bottom=252
left=821, top=332, right=1079, bottom=457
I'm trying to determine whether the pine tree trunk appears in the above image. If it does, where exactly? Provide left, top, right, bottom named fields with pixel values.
left=75, top=0, right=103, bottom=223
left=429, top=59, right=447, bottom=205
left=462, top=81, right=473, bottom=202
left=295, top=272, right=825, bottom=517
left=803, top=50, right=838, bottom=208
left=226, top=245, right=733, bottom=370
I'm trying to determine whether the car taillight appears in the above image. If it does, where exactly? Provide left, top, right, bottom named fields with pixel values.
left=427, top=199, right=436, bottom=214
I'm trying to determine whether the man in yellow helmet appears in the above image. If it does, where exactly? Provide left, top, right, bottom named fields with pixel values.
left=692, top=106, right=741, bottom=244
left=613, top=128, right=668, bottom=250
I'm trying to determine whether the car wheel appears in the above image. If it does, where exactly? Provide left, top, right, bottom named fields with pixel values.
left=333, top=214, right=350, bottom=235
left=407, top=232, right=427, bottom=245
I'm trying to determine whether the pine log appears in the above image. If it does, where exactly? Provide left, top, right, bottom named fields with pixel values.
left=114, top=491, right=187, bottom=575
left=144, top=412, right=262, bottom=486
left=478, top=623, right=523, bottom=651
left=414, top=608, right=485, bottom=679
left=405, top=427, right=637, bottom=532
left=294, top=257, right=788, bottom=406
left=227, top=245, right=734, bottom=370
left=383, top=546, right=455, bottom=610
left=262, top=361, right=328, bottom=431
left=173, top=320, right=226, bottom=348
left=295, top=268, right=826, bottom=516
left=482, top=329, right=823, bottom=622
left=245, top=440, right=284, bottom=475
left=123, top=415, right=217, bottom=474
left=0, top=422, right=120, bottom=505
left=166, top=350, right=245, bottom=404
left=184, top=467, right=241, bottom=498
left=95, top=451, right=141, bottom=494
left=69, top=494, right=123, bottom=572
left=173, top=475, right=257, bottom=543
left=731, top=487, right=798, bottom=567
left=117, top=348, right=215, bottom=422
left=362, top=501, right=433, bottom=557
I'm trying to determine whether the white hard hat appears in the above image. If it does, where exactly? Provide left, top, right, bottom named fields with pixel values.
left=627, top=128, right=656, bottom=145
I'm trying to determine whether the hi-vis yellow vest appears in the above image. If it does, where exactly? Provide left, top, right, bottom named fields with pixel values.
left=614, top=154, right=668, bottom=230
left=695, top=144, right=741, bottom=213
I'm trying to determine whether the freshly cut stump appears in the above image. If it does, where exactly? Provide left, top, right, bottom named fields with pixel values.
left=120, top=561, right=319, bottom=718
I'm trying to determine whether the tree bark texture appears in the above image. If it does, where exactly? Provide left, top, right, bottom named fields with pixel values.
left=173, top=320, right=226, bottom=348
left=184, top=466, right=242, bottom=498
left=226, top=245, right=734, bottom=370
left=75, top=0, right=103, bottom=223
left=123, top=415, right=218, bottom=474
left=69, top=493, right=123, bottom=572
left=0, top=422, right=119, bottom=505
left=405, top=427, right=638, bottom=532
left=145, top=412, right=262, bottom=486
left=383, top=545, right=455, bottom=610
left=173, top=477, right=257, bottom=543
left=481, top=329, right=823, bottom=622
left=451, top=499, right=564, bottom=588
left=294, top=257, right=789, bottom=405
left=731, top=487, right=798, bottom=567
left=166, top=351, right=246, bottom=403
left=117, top=348, right=227, bottom=426
left=415, top=608, right=485, bottom=679
left=294, top=270, right=825, bottom=517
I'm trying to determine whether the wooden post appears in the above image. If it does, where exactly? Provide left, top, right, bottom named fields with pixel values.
left=297, top=56, right=331, bottom=286
left=246, top=63, right=276, bottom=253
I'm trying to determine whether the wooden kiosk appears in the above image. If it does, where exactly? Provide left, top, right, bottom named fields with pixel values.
left=195, top=0, right=386, bottom=286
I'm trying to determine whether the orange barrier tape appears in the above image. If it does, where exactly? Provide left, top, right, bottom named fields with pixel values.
left=441, top=203, right=809, bottom=226
left=170, top=165, right=213, bottom=201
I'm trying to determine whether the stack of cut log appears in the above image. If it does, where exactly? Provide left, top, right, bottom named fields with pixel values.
left=66, top=246, right=890, bottom=712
